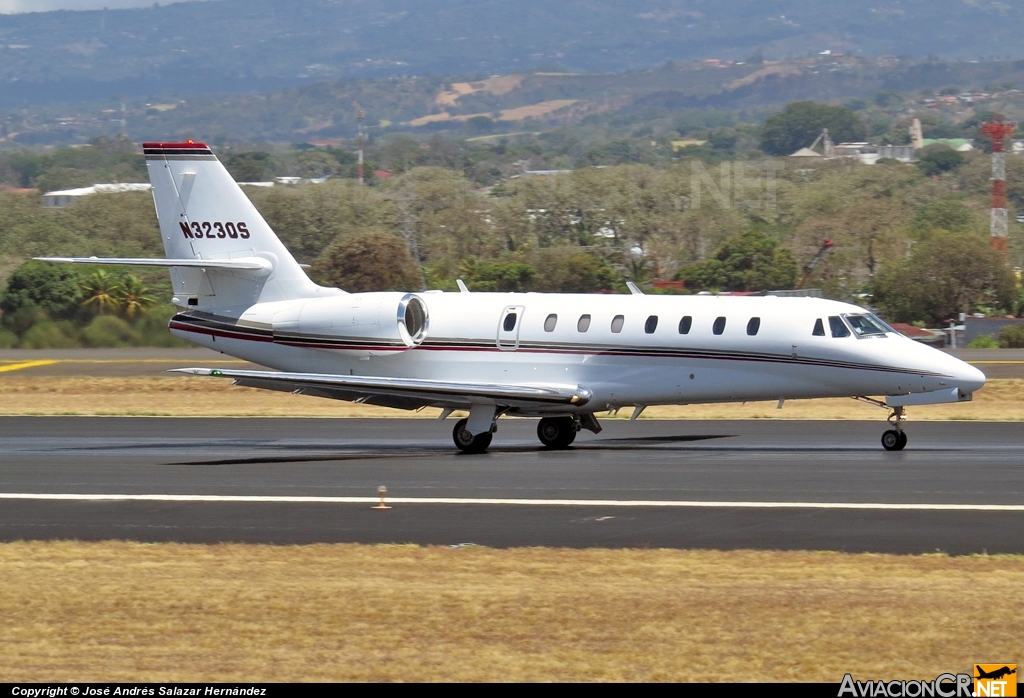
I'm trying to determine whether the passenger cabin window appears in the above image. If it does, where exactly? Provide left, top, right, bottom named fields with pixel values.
left=829, top=316, right=851, bottom=338
left=611, top=315, right=625, bottom=333
left=645, top=315, right=658, bottom=334
left=503, top=313, right=517, bottom=332
left=713, top=317, right=726, bottom=335
left=577, top=314, right=591, bottom=332
left=678, top=316, right=692, bottom=334
left=746, top=317, right=760, bottom=336
left=544, top=314, right=558, bottom=332
left=812, top=318, right=825, bottom=336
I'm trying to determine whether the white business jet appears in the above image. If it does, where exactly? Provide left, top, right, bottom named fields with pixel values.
left=39, top=141, right=986, bottom=452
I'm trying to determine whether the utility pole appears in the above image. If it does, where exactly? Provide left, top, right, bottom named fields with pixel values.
left=357, top=110, right=365, bottom=185
left=394, top=177, right=427, bottom=291
left=982, top=115, right=1016, bottom=257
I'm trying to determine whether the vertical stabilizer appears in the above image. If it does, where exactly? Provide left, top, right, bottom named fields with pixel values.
left=144, top=141, right=340, bottom=308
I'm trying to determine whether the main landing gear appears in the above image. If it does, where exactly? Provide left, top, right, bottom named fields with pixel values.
left=537, top=417, right=578, bottom=449
left=452, top=418, right=493, bottom=454
left=880, top=405, right=907, bottom=451
left=450, top=412, right=600, bottom=453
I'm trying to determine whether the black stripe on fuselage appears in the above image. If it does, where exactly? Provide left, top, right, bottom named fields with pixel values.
left=169, top=313, right=949, bottom=378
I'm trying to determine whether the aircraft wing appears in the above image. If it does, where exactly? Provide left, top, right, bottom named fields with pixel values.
left=35, top=257, right=273, bottom=273
left=171, top=367, right=593, bottom=411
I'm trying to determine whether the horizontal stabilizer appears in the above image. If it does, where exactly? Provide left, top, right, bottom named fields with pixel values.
left=171, top=367, right=592, bottom=411
left=35, top=256, right=273, bottom=274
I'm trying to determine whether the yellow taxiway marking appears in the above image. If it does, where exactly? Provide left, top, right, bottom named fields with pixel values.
left=0, top=359, right=247, bottom=365
left=0, top=360, right=59, bottom=373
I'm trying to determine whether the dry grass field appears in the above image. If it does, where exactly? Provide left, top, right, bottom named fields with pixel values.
left=0, top=541, right=1020, bottom=682
left=0, top=375, right=1021, bottom=420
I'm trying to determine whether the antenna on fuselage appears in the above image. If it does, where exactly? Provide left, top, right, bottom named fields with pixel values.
left=456, top=279, right=470, bottom=293
left=626, top=281, right=644, bottom=295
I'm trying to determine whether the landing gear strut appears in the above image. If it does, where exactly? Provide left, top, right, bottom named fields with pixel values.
left=537, top=417, right=578, bottom=449
left=854, top=398, right=909, bottom=451
left=880, top=406, right=907, bottom=451
left=452, top=418, right=492, bottom=454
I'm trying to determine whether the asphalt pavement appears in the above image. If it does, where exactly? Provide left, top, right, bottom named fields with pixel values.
left=0, top=417, right=1021, bottom=553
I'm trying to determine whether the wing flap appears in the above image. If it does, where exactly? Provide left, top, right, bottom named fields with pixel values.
left=171, top=367, right=593, bottom=410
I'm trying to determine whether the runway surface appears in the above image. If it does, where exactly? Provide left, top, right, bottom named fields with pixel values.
left=1, top=417, right=1022, bottom=553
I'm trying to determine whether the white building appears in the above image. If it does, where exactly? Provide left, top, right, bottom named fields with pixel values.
left=43, top=183, right=152, bottom=208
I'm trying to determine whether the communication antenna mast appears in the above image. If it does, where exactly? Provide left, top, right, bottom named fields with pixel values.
left=357, top=110, right=365, bottom=185
left=981, top=115, right=1016, bottom=256
left=119, top=95, right=127, bottom=137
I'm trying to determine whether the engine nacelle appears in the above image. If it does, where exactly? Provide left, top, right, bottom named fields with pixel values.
left=271, top=292, right=429, bottom=355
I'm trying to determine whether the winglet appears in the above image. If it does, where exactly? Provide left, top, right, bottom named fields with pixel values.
left=626, top=281, right=644, bottom=295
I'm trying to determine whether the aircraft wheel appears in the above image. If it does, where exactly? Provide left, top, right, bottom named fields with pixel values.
left=537, top=417, right=576, bottom=449
left=453, top=418, right=492, bottom=454
left=881, top=429, right=906, bottom=451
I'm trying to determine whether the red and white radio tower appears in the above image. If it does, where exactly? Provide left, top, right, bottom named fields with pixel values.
left=981, top=116, right=1016, bottom=255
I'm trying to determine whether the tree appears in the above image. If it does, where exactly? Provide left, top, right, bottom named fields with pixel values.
left=1, top=261, right=82, bottom=330
left=676, top=230, right=797, bottom=292
left=872, top=233, right=1016, bottom=325
left=80, top=269, right=122, bottom=315
left=915, top=146, right=964, bottom=177
left=114, top=275, right=157, bottom=318
left=224, top=152, right=276, bottom=182
left=458, top=257, right=537, bottom=292
left=998, top=324, right=1024, bottom=348
left=532, top=249, right=618, bottom=293
left=310, top=231, right=422, bottom=292
left=760, top=102, right=866, bottom=156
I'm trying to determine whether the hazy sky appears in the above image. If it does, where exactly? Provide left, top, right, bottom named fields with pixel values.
left=0, top=0, right=208, bottom=13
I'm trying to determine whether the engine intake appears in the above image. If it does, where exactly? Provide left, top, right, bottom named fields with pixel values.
left=397, top=294, right=429, bottom=347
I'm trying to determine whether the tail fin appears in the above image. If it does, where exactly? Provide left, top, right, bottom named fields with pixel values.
left=144, top=141, right=340, bottom=308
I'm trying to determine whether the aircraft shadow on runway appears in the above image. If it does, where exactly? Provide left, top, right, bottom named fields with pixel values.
left=171, top=434, right=735, bottom=465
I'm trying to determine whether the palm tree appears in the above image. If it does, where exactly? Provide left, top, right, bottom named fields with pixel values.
left=80, top=269, right=122, bottom=315
left=115, top=275, right=157, bottom=318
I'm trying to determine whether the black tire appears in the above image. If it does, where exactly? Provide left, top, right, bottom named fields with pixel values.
left=453, top=418, right=492, bottom=454
left=537, top=417, right=576, bottom=449
left=881, top=429, right=904, bottom=451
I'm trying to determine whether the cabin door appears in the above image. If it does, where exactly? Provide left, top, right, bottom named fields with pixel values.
left=497, top=305, right=525, bottom=350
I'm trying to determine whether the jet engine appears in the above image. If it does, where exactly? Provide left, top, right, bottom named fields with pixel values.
left=271, top=292, right=429, bottom=354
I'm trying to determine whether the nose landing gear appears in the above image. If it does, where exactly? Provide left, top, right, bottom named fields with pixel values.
left=880, top=405, right=907, bottom=451
left=854, top=398, right=909, bottom=451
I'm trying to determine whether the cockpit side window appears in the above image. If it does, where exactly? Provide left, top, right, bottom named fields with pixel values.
left=812, top=318, right=825, bottom=336
left=828, top=316, right=851, bottom=338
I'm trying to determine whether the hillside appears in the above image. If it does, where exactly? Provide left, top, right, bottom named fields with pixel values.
left=8, top=56, right=1024, bottom=147
left=2, top=0, right=1024, bottom=106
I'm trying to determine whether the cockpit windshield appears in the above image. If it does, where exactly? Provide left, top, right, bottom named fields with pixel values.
left=842, top=313, right=889, bottom=337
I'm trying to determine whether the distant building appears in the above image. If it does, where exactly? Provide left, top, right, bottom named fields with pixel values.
left=43, top=183, right=151, bottom=208
left=920, top=138, right=974, bottom=151
left=964, top=317, right=1024, bottom=345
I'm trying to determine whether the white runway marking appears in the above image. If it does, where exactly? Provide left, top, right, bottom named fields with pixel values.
left=1, top=493, right=1023, bottom=512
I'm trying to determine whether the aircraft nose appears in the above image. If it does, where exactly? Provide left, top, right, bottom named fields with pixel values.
left=952, top=359, right=986, bottom=395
